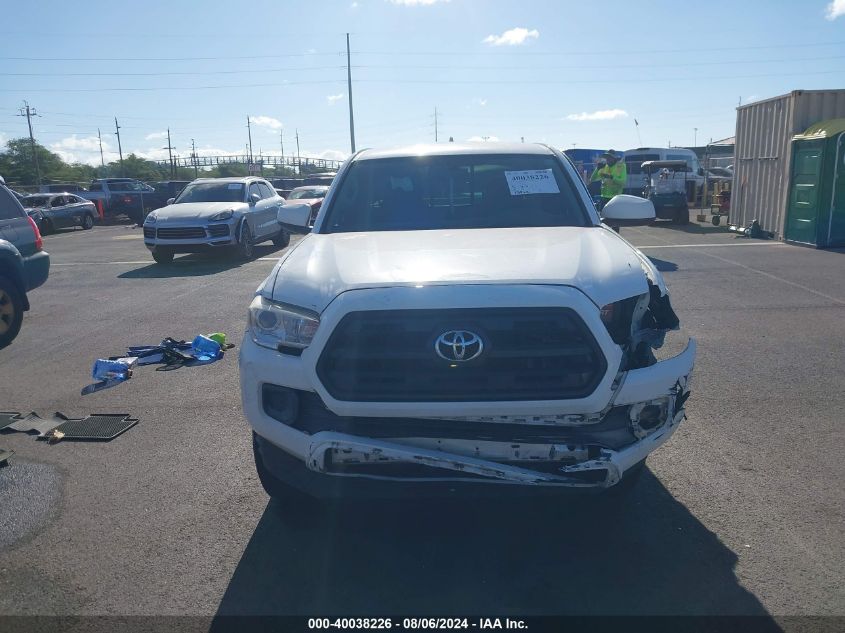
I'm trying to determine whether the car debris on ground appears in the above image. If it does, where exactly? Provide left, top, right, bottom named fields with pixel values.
left=82, top=333, right=234, bottom=394
left=0, top=411, right=138, bottom=443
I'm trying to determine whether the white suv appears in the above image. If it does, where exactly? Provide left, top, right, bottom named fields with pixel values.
left=239, top=143, right=695, bottom=502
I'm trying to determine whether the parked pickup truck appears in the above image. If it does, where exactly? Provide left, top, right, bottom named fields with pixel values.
left=145, top=180, right=191, bottom=212
left=78, top=178, right=155, bottom=223
left=241, top=143, right=696, bottom=507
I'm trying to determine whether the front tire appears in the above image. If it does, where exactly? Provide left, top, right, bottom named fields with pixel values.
left=0, top=275, right=25, bottom=349
left=152, top=248, right=174, bottom=264
left=237, top=222, right=254, bottom=260
left=81, top=213, right=95, bottom=230
left=252, top=433, right=318, bottom=519
left=272, top=230, right=290, bottom=248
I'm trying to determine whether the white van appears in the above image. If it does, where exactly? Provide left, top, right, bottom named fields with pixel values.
left=622, top=148, right=704, bottom=198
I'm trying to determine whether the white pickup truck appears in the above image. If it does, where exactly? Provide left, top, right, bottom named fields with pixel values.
left=239, top=143, right=695, bottom=504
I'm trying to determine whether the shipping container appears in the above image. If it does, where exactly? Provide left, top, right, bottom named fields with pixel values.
left=732, top=89, right=845, bottom=238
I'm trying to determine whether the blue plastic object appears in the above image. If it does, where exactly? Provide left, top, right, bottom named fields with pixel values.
left=190, top=335, right=222, bottom=362
left=92, top=359, right=132, bottom=381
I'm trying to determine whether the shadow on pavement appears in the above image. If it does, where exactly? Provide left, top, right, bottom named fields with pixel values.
left=117, top=246, right=283, bottom=279
left=648, top=256, right=678, bottom=272
left=653, top=222, right=734, bottom=236
left=215, top=469, right=773, bottom=617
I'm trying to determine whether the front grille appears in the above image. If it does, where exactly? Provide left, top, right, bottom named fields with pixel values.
left=316, top=308, right=607, bottom=402
left=207, top=224, right=230, bottom=237
left=143, top=227, right=155, bottom=239
left=155, top=227, right=206, bottom=240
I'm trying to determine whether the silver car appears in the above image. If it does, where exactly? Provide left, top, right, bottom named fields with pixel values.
left=20, top=193, right=97, bottom=234
left=143, top=177, right=290, bottom=264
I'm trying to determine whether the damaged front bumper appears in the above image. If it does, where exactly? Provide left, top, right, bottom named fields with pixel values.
left=244, top=337, right=696, bottom=493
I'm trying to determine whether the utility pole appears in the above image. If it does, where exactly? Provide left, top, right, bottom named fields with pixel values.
left=280, top=128, right=284, bottom=163
left=434, top=107, right=439, bottom=143
left=18, top=101, right=41, bottom=185
left=296, top=129, right=301, bottom=176
left=97, top=128, right=105, bottom=168
left=346, top=33, right=356, bottom=154
left=163, top=128, right=175, bottom=178
left=246, top=116, right=254, bottom=168
left=694, top=127, right=698, bottom=147
left=114, top=117, right=124, bottom=176
left=191, top=138, right=198, bottom=178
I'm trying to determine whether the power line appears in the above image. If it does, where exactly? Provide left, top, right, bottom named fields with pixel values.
left=0, top=65, right=347, bottom=77
left=352, top=68, right=844, bottom=85
left=0, top=80, right=345, bottom=93
left=351, top=53, right=845, bottom=71
left=0, top=52, right=343, bottom=62
left=351, top=40, right=845, bottom=56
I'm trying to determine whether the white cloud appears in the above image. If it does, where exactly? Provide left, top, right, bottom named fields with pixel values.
left=250, top=115, right=283, bottom=130
left=825, top=0, right=845, bottom=20
left=565, top=108, right=628, bottom=122
left=483, top=27, right=539, bottom=46
left=351, top=1, right=359, bottom=7
left=49, top=135, right=117, bottom=165
left=467, top=135, right=500, bottom=142
left=145, top=131, right=168, bottom=141
left=327, top=93, right=345, bottom=104
left=315, top=149, right=349, bottom=162
left=389, top=0, right=450, bottom=5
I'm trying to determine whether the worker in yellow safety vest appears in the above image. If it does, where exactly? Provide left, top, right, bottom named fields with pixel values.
left=590, top=149, right=627, bottom=210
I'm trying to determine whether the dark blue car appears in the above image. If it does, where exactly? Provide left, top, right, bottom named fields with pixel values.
left=0, top=181, right=50, bottom=348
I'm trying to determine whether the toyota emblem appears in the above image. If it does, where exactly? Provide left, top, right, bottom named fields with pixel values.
left=435, top=330, right=484, bottom=362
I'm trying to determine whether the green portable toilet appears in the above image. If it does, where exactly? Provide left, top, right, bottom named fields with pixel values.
left=785, top=119, right=845, bottom=247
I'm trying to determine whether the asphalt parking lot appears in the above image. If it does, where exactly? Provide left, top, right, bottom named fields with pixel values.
left=0, top=221, right=843, bottom=619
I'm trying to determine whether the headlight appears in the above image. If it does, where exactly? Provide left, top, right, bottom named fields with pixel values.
left=145, top=211, right=157, bottom=223
left=248, top=295, right=320, bottom=350
left=210, top=209, right=234, bottom=222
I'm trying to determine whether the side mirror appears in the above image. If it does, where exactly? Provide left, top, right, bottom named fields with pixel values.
left=249, top=193, right=260, bottom=205
left=600, top=194, right=656, bottom=227
left=277, top=202, right=312, bottom=234
left=166, top=198, right=175, bottom=205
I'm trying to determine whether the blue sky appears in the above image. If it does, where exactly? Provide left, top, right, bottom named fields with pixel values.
left=1, top=0, right=844, bottom=166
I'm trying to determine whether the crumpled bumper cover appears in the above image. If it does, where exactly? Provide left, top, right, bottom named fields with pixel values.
left=247, top=331, right=696, bottom=490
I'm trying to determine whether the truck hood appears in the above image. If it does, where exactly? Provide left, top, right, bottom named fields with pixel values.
left=154, top=201, right=245, bottom=220
left=268, top=226, right=652, bottom=312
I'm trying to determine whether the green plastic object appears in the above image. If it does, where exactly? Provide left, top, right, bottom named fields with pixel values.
left=208, top=332, right=227, bottom=346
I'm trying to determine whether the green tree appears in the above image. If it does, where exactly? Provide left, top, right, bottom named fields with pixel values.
left=113, top=153, right=167, bottom=182
left=215, top=163, right=249, bottom=178
left=0, top=137, right=66, bottom=187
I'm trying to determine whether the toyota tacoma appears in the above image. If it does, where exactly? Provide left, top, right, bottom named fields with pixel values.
left=239, top=143, right=695, bottom=502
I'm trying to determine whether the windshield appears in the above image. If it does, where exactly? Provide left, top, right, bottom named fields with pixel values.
left=22, top=195, right=51, bottom=207
left=288, top=188, right=326, bottom=200
left=322, top=154, right=587, bottom=233
left=175, top=182, right=245, bottom=203
left=625, top=154, right=659, bottom=174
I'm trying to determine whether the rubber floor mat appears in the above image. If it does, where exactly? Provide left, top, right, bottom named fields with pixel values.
left=54, top=414, right=137, bottom=441
left=7, top=412, right=68, bottom=435
left=0, top=412, right=21, bottom=431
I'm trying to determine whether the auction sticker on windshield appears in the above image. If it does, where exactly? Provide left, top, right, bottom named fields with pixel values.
left=504, top=169, right=560, bottom=195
